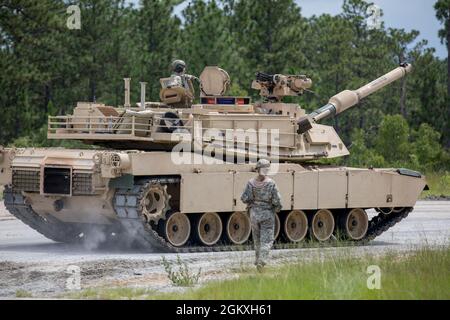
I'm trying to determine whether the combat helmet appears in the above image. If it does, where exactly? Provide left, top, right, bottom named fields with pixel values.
left=255, top=159, right=271, bottom=170
left=171, top=59, right=186, bottom=74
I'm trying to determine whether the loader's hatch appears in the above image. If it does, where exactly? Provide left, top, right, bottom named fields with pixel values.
left=43, top=167, right=72, bottom=195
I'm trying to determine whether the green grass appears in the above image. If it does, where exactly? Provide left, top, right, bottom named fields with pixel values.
left=15, top=289, right=32, bottom=298
left=421, top=171, right=450, bottom=199
left=155, top=247, right=450, bottom=300
left=70, top=247, right=450, bottom=300
left=68, top=287, right=155, bottom=300
left=161, top=255, right=201, bottom=286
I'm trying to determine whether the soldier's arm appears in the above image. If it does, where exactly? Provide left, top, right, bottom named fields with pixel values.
left=185, top=74, right=200, bottom=82
left=271, top=183, right=282, bottom=212
left=240, top=182, right=253, bottom=204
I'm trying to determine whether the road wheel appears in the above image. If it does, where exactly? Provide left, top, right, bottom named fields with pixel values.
left=282, top=210, right=308, bottom=242
left=339, top=208, right=368, bottom=240
left=310, top=209, right=335, bottom=241
left=195, top=212, right=222, bottom=246
left=225, top=211, right=251, bottom=245
left=274, top=213, right=280, bottom=241
left=164, top=212, right=191, bottom=247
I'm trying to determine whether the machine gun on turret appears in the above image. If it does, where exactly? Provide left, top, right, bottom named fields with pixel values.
left=252, top=72, right=312, bottom=102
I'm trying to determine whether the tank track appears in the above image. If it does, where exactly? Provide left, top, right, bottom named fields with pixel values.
left=3, top=186, right=121, bottom=245
left=3, top=186, right=83, bottom=243
left=113, top=177, right=413, bottom=253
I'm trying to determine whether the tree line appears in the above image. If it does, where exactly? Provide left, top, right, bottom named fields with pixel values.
left=0, top=0, right=449, bottom=171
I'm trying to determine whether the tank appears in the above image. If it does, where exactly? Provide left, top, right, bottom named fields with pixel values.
left=0, top=63, right=428, bottom=252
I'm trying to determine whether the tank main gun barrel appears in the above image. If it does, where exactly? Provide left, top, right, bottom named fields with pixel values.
left=297, top=63, right=412, bottom=134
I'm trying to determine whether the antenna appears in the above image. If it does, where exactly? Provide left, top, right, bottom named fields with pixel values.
left=124, top=78, right=131, bottom=109
left=140, top=82, right=147, bottom=109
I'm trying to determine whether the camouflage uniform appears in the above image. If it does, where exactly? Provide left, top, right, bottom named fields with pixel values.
left=168, top=59, right=197, bottom=92
left=241, top=175, right=282, bottom=268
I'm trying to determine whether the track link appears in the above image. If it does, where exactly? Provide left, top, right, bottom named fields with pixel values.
left=3, top=186, right=83, bottom=243
left=113, top=177, right=414, bottom=253
left=4, top=186, right=124, bottom=245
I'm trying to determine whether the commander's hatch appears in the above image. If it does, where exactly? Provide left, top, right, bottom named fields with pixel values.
left=197, top=66, right=252, bottom=113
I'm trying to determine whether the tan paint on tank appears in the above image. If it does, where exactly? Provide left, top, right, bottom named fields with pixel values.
left=294, top=170, right=319, bottom=210
left=347, top=169, right=393, bottom=208
left=391, top=173, right=427, bottom=206
left=317, top=169, right=348, bottom=209
left=0, top=147, right=13, bottom=185
left=27, top=193, right=115, bottom=224
left=180, top=172, right=234, bottom=213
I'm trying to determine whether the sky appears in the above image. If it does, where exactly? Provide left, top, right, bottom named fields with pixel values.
left=128, top=0, right=446, bottom=59
left=297, top=0, right=446, bottom=58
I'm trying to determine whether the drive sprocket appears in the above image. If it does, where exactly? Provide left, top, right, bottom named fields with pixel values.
left=138, top=181, right=171, bottom=224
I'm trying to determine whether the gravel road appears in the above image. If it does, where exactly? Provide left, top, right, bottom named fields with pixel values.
left=0, top=201, right=448, bottom=298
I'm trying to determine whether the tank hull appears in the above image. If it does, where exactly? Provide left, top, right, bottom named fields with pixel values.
left=0, top=148, right=427, bottom=251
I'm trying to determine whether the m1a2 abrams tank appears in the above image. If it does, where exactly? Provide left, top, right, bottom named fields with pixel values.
left=0, top=63, right=427, bottom=252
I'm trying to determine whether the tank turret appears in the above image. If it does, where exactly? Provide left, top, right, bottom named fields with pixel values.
left=46, top=64, right=413, bottom=162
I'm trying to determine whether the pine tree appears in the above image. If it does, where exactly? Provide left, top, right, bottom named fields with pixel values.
left=181, top=0, right=229, bottom=75
left=0, top=0, right=67, bottom=143
left=230, top=0, right=308, bottom=91
left=434, top=0, right=450, bottom=96
left=434, top=0, right=450, bottom=147
left=130, top=0, right=182, bottom=101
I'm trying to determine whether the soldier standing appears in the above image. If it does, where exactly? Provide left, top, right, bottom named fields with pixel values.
left=241, top=159, right=282, bottom=271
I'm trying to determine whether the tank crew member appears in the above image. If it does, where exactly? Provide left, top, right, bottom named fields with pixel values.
left=240, top=159, right=282, bottom=271
left=168, top=59, right=199, bottom=92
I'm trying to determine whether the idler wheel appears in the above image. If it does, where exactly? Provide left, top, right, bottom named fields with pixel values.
left=282, top=210, right=308, bottom=242
left=310, top=209, right=335, bottom=241
left=339, top=208, right=369, bottom=240
left=164, top=212, right=191, bottom=247
left=195, top=212, right=222, bottom=246
left=225, top=211, right=251, bottom=245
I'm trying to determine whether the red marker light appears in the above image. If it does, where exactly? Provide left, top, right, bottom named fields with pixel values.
left=236, top=98, right=245, bottom=105
left=207, top=98, right=216, bottom=104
